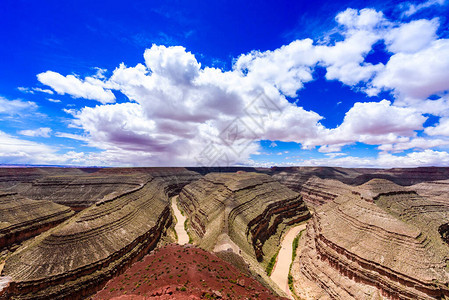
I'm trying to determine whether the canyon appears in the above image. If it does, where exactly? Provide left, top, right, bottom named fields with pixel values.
left=0, top=166, right=449, bottom=299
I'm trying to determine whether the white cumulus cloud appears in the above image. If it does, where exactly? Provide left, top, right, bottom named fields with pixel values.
left=37, top=71, right=116, bottom=104
left=12, top=6, right=449, bottom=167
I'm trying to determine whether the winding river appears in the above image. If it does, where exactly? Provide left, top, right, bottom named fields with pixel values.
left=270, top=223, right=307, bottom=298
left=171, top=196, right=189, bottom=245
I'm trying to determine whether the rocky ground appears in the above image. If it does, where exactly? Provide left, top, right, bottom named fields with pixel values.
left=93, top=244, right=287, bottom=300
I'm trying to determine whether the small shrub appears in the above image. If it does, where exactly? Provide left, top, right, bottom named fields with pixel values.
left=266, top=250, right=279, bottom=276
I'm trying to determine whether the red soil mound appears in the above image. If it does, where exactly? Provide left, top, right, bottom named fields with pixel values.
left=93, top=244, right=285, bottom=300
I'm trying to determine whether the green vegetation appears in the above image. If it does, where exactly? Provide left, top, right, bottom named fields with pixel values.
left=292, top=229, right=303, bottom=261
left=288, top=229, right=305, bottom=300
left=265, top=248, right=280, bottom=276
left=173, top=227, right=178, bottom=241
left=184, top=219, right=194, bottom=244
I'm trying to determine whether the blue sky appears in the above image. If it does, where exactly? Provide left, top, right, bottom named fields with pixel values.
left=1, top=0, right=449, bottom=167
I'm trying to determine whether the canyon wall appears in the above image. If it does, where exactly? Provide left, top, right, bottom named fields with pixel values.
left=0, top=193, right=74, bottom=251
left=178, top=172, right=310, bottom=264
left=291, top=178, right=449, bottom=300
left=0, top=168, right=201, bottom=299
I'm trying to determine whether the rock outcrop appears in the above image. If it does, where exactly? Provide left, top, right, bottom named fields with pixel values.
left=271, top=166, right=449, bottom=192
left=0, top=193, right=74, bottom=251
left=0, top=169, right=201, bottom=299
left=10, top=167, right=201, bottom=211
left=292, top=178, right=449, bottom=300
left=0, top=168, right=92, bottom=192
left=178, top=172, right=310, bottom=264
left=93, top=244, right=287, bottom=300
left=19, top=174, right=147, bottom=211
left=294, top=176, right=354, bottom=207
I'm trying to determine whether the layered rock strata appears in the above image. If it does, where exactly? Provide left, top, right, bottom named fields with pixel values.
left=178, top=172, right=310, bottom=263
left=294, top=176, right=354, bottom=207
left=0, top=169, right=201, bottom=299
left=13, top=167, right=200, bottom=211
left=0, top=193, right=74, bottom=250
left=271, top=166, right=449, bottom=191
left=0, top=168, right=89, bottom=192
left=292, top=179, right=449, bottom=300
left=19, top=174, right=148, bottom=211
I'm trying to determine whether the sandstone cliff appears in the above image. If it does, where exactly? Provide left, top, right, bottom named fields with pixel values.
left=0, top=169, right=201, bottom=299
left=10, top=167, right=200, bottom=211
left=292, top=179, right=449, bottom=300
left=178, top=172, right=310, bottom=264
left=0, top=193, right=74, bottom=251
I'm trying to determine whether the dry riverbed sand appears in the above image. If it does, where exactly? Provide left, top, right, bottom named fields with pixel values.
left=270, top=223, right=307, bottom=298
left=171, top=196, right=189, bottom=245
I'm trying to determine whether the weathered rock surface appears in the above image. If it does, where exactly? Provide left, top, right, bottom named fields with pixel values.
left=292, top=178, right=449, bottom=300
left=0, top=168, right=201, bottom=299
left=7, top=167, right=200, bottom=211
left=178, top=172, right=310, bottom=264
left=4, top=166, right=449, bottom=300
left=271, top=166, right=449, bottom=193
left=0, top=168, right=86, bottom=191
left=93, top=244, right=287, bottom=300
left=19, top=174, right=147, bottom=211
left=0, top=193, right=74, bottom=251
left=294, top=176, right=354, bottom=207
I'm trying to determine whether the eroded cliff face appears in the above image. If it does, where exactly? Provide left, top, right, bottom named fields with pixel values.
left=0, top=168, right=87, bottom=191
left=271, top=166, right=449, bottom=193
left=292, top=179, right=449, bottom=300
left=178, top=172, right=310, bottom=263
left=6, top=167, right=201, bottom=211
left=4, top=167, right=449, bottom=300
left=0, top=193, right=74, bottom=251
left=19, top=174, right=148, bottom=211
left=0, top=169, right=201, bottom=300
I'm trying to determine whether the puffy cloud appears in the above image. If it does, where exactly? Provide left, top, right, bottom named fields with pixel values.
left=144, top=45, right=201, bottom=84
left=376, top=149, right=449, bottom=167
left=316, top=8, right=386, bottom=86
left=385, top=19, right=439, bottom=53
left=13, top=7, right=449, bottom=167
left=397, top=95, right=449, bottom=117
left=0, top=96, right=37, bottom=115
left=336, top=100, right=425, bottom=137
left=37, top=71, right=116, bottom=103
left=316, top=8, right=386, bottom=85
left=335, top=8, right=385, bottom=29
left=303, top=100, right=426, bottom=151
left=48, top=43, right=328, bottom=166
left=316, top=32, right=384, bottom=85
left=425, top=117, right=449, bottom=136
left=234, top=39, right=317, bottom=97
left=233, top=9, right=387, bottom=92
left=18, top=127, right=52, bottom=137
left=372, top=39, right=449, bottom=100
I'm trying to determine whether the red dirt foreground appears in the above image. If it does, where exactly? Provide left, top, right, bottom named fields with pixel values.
left=93, top=244, right=286, bottom=300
